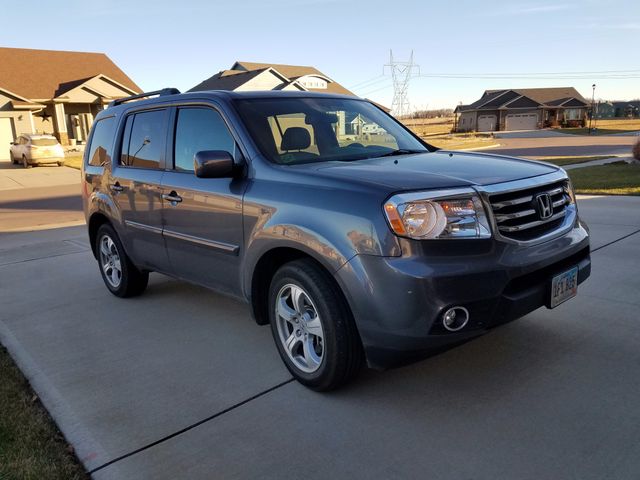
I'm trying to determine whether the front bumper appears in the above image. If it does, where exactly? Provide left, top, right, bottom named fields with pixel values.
left=335, top=222, right=591, bottom=369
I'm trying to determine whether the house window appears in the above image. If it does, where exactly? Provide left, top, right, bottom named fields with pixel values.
left=565, top=108, right=581, bottom=121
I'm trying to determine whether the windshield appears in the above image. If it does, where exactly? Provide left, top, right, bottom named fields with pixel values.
left=234, top=97, right=431, bottom=165
left=31, top=137, right=59, bottom=146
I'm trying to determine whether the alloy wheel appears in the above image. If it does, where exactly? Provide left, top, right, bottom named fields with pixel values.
left=99, top=235, right=122, bottom=288
left=275, top=283, right=325, bottom=373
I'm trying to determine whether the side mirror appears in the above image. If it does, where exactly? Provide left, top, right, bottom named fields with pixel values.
left=194, top=150, right=235, bottom=178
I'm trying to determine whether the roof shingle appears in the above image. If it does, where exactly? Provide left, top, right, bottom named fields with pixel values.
left=0, top=47, right=141, bottom=99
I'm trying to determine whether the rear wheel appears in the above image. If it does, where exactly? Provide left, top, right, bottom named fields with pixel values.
left=22, top=156, right=31, bottom=169
left=9, top=152, right=16, bottom=164
left=269, top=259, right=363, bottom=391
left=96, top=224, right=148, bottom=297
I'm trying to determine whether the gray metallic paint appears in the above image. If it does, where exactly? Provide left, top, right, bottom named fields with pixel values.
left=82, top=90, right=591, bottom=369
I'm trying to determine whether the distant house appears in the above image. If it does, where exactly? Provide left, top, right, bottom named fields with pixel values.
left=190, top=61, right=354, bottom=96
left=0, top=47, right=140, bottom=157
left=612, top=101, right=640, bottom=118
left=191, top=61, right=394, bottom=138
left=594, top=101, right=616, bottom=119
left=455, top=87, right=588, bottom=132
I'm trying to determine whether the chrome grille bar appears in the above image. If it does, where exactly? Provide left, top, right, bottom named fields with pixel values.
left=487, top=179, right=572, bottom=240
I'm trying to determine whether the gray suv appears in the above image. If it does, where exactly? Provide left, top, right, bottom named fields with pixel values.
left=82, top=88, right=591, bottom=390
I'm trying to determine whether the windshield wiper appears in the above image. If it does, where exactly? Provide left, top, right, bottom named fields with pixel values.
left=376, top=149, right=425, bottom=158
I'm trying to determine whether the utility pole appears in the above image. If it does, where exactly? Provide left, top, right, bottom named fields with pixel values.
left=589, top=83, right=596, bottom=134
left=384, top=50, right=420, bottom=118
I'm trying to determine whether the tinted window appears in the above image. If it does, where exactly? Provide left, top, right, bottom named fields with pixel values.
left=121, top=110, right=166, bottom=169
left=174, top=108, right=236, bottom=172
left=87, top=118, right=116, bottom=166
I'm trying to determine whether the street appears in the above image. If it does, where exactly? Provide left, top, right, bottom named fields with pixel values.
left=486, top=132, right=637, bottom=158
left=1, top=162, right=640, bottom=479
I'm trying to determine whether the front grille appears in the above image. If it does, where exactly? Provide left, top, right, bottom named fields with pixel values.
left=489, top=180, right=572, bottom=241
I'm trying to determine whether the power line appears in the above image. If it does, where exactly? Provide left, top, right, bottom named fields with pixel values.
left=348, top=74, right=386, bottom=89
left=416, top=74, right=640, bottom=80
left=420, top=69, right=640, bottom=76
left=358, top=82, right=393, bottom=96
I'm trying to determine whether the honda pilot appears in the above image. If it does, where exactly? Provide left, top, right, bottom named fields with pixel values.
left=82, top=89, right=591, bottom=390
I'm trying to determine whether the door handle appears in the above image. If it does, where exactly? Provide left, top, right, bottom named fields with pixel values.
left=110, top=182, right=124, bottom=192
left=162, top=191, right=182, bottom=204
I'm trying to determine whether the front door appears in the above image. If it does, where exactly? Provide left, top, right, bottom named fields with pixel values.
left=110, top=108, right=169, bottom=271
left=161, top=106, right=246, bottom=296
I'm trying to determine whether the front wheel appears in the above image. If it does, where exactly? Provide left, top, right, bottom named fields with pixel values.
left=269, top=259, right=363, bottom=391
left=95, top=224, right=148, bottom=297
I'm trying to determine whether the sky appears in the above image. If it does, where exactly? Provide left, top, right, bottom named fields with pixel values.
left=1, top=0, right=639, bottom=110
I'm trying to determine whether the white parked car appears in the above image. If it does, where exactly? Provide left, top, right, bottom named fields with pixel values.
left=9, top=134, right=65, bottom=168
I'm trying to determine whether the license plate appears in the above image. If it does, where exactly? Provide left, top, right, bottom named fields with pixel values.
left=550, top=266, right=578, bottom=308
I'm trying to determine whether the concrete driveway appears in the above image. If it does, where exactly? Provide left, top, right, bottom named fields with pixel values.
left=0, top=163, right=83, bottom=232
left=1, top=194, right=639, bottom=479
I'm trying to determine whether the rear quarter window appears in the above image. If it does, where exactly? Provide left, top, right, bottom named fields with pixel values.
left=87, top=117, right=116, bottom=167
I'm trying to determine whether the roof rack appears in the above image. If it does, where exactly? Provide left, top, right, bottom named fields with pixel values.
left=108, top=88, right=180, bottom=108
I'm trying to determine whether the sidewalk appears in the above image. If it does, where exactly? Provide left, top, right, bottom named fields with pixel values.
left=563, top=155, right=635, bottom=170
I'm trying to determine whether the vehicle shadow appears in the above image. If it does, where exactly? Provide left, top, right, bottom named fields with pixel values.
left=0, top=195, right=82, bottom=211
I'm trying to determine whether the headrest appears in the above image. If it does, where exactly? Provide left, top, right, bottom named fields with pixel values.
left=281, top=127, right=311, bottom=151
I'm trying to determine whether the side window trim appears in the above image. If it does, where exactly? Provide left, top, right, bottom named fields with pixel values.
left=117, top=107, right=169, bottom=170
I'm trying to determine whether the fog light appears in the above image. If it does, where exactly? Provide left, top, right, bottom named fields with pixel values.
left=442, top=306, right=469, bottom=332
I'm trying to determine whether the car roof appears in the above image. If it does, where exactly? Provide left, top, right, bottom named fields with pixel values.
left=101, top=89, right=364, bottom=117
left=25, top=134, right=57, bottom=139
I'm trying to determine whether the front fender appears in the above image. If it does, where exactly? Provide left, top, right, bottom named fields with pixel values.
left=241, top=222, right=356, bottom=299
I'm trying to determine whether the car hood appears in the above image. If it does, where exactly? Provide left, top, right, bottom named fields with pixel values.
left=305, top=150, right=558, bottom=191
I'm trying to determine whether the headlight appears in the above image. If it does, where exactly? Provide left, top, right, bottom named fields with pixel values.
left=384, top=188, right=492, bottom=239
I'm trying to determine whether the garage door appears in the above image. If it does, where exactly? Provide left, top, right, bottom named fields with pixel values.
left=505, top=113, right=538, bottom=131
left=0, top=118, right=15, bottom=161
left=477, top=115, right=497, bottom=132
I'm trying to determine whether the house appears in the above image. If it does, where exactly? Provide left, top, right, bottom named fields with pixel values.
left=593, top=101, right=616, bottom=119
left=191, top=61, right=381, bottom=140
left=455, top=87, right=589, bottom=132
left=190, top=61, right=354, bottom=95
left=0, top=47, right=141, bottom=158
left=612, top=101, right=640, bottom=118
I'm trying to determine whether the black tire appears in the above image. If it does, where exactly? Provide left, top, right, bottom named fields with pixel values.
left=57, top=161, right=65, bottom=167
left=269, top=259, right=363, bottom=391
left=95, top=223, right=148, bottom=298
left=22, top=156, right=32, bottom=169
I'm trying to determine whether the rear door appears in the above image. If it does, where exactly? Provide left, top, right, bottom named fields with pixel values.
left=160, top=105, right=246, bottom=296
left=110, top=108, right=170, bottom=271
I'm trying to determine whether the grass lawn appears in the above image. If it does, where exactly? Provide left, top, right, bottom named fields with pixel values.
left=559, top=118, right=640, bottom=136
left=426, top=135, right=498, bottom=151
left=526, top=155, right=614, bottom=166
left=404, top=121, right=454, bottom=137
left=64, top=155, right=83, bottom=170
left=568, top=161, right=640, bottom=196
left=0, top=345, right=87, bottom=479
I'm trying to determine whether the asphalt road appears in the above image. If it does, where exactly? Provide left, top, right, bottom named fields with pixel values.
left=487, top=134, right=637, bottom=158
left=1, top=161, right=640, bottom=478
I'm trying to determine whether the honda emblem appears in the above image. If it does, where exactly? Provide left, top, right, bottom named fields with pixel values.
left=535, top=193, right=553, bottom=220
